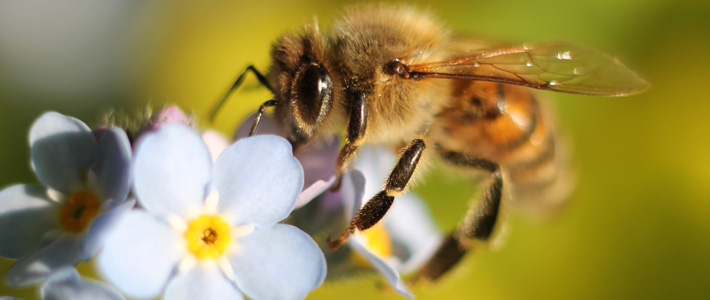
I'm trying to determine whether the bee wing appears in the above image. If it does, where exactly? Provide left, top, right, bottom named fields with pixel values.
left=407, top=42, right=648, bottom=96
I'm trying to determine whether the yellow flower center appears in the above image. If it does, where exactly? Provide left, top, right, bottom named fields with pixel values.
left=361, top=223, right=392, bottom=257
left=59, top=191, right=101, bottom=233
left=353, top=223, right=393, bottom=266
left=185, top=215, right=232, bottom=260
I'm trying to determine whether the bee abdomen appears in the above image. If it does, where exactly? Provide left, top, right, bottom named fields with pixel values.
left=499, top=101, right=571, bottom=214
left=504, top=136, right=559, bottom=192
left=433, top=82, right=572, bottom=214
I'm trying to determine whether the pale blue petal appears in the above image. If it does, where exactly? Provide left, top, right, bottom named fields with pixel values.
left=81, top=198, right=135, bottom=260
left=41, top=266, right=125, bottom=300
left=97, top=210, right=185, bottom=299
left=133, top=124, right=212, bottom=218
left=349, top=239, right=413, bottom=298
left=384, top=193, right=442, bottom=273
left=6, top=235, right=83, bottom=287
left=94, top=127, right=132, bottom=206
left=0, top=184, right=60, bottom=259
left=229, top=224, right=325, bottom=300
left=214, top=135, right=303, bottom=227
left=234, top=114, right=337, bottom=201
left=340, top=170, right=366, bottom=219
left=164, top=264, right=243, bottom=300
left=29, top=112, right=98, bottom=194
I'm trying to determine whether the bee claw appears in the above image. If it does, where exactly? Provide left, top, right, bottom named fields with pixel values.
left=329, top=175, right=343, bottom=192
left=327, top=226, right=354, bottom=250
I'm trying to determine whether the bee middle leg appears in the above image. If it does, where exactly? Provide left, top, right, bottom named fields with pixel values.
left=327, top=139, right=426, bottom=250
left=415, top=148, right=503, bottom=281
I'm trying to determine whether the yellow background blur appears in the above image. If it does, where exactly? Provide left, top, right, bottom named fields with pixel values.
left=1, top=0, right=709, bottom=299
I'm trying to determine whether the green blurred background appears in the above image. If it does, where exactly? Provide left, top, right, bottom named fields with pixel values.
left=1, top=0, right=709, bottom=299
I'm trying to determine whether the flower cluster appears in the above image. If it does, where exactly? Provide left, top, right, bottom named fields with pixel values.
left=237, top=114, right=442, bottom=298
left=0, top=106, right=442, bottom=299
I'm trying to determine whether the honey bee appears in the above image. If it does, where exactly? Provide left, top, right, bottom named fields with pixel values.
left=213, top=4, right=647, bottom=281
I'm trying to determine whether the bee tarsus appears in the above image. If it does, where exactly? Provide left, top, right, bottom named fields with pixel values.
left=249, top=100, right=277, bottom=136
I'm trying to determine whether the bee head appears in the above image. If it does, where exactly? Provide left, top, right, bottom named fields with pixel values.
left=270, top=22, right=333, bottom=144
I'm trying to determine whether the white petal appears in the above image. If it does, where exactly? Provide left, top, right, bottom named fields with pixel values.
left=384, top=193, right=442, bottom=273
left=41, top=266, right=125, bottom=300
left=233, top=115, right=336, bottom=208
left=295, top=176, right=335, bottom=208
left=214, top=135, right=303, bottom=227
left=96, top=210, right=185, bottom=299
left=94, top=127, right=132, bottom=205
left=341, top=170, right=366, bottom=219
left=229, top=224, right=325, bottom=300
left=29, top=111, right=98, bottom=194
left=6, top=235, right=83, bottom=287
left=164, top=264, right=243, bottom=300
left=352, top=146, right=397, bottom=201
left=82, top=198, right=135, bottom=260
left=0, top=184, right=60, bottom=259
left=349, top=239, right=413, bottom=298
left=133, top=124, right=212, bottom=218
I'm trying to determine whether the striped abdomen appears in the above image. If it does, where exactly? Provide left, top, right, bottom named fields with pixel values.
left=431, top=80, right=572, bottom=214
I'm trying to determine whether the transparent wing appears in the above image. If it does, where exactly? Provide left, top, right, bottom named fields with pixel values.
left=407, top=42, right=648, bottom=96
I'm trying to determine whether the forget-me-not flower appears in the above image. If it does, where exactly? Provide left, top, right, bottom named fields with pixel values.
left=41, top=267, right=125, bottom=300
left=96, top=124, right=326, bottom=300
left=0, top=112, right=133, bottom=286
left=234, top=113, right=441, bottom=297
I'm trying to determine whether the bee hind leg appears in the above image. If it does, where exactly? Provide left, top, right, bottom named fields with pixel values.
left=327, top=139, right=426, bottom=250
left=415, top=153, right=503, bottom=281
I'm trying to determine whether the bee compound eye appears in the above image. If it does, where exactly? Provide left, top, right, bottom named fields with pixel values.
left=292, top=62, right=333, bottom=127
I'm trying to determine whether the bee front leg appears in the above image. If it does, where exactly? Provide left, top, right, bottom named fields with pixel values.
left=332, top=91, right=368, bottom=190
left=328, top=139, right=426, bottom=250
left=248, top=100, right=277, bottom=136
left=416, top=151, right=503, bottom=281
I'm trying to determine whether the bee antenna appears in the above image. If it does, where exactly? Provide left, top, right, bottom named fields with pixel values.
left=210, top=65, right=273, bottom=122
